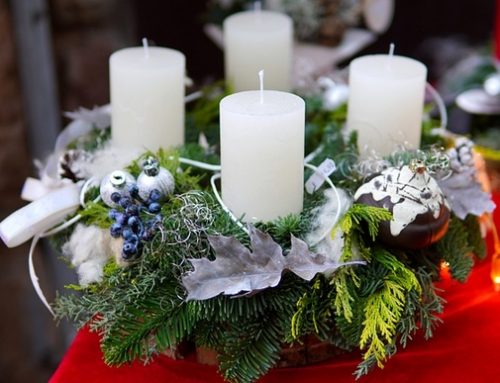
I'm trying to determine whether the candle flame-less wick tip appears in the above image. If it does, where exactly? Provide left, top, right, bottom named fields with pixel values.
left=388, top=43, right=395, bottom=57
left=142, top=37, right=150, bottom=59
left=258, top=69, right=264, bottom=104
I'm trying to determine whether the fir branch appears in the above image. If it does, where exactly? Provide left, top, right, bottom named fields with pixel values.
left=219, top=315, right=283, bottom=383
left=463, top=215, right=486, bottom=259
left=354, top=344, right=396, bottom=379
left=437, top=216, right=475, bottom=282
left=415, top=268, right=445, bottom=340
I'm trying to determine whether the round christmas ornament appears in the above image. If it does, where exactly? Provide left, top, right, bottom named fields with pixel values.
left=354, top=160, right=450, bottom=249
left=99, top=170, right=135, bottom=208
left=137, top=157, right=175, bottom=201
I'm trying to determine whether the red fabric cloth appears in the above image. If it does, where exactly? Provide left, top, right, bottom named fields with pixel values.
left=51, top=194, right=500, bottom=383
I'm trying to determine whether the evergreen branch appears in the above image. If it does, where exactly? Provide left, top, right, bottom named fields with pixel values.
left=463, top=215, right=486, bottom=259
left=437, top=217, right=475, bottom=282
left=219, top=315, right=283, bottom=383
left=342, top=204, right=393, bottom=241
left=358, top=249, right=420, bottom=369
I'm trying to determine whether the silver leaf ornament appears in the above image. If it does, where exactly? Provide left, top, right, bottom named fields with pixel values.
left=182, top=226, right=363, bottom=301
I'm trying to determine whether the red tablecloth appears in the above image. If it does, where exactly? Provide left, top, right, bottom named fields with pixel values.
left=51, top=194, right=500, bottom=383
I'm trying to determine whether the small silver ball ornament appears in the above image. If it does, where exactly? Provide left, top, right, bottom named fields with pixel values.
left=137, top=157, right=175, bottom=201
left=100, top=170, right=135, bottom=207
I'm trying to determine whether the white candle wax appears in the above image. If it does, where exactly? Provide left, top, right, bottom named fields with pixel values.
left=346, top=54, right=427, bottom=156
left=224, top=10, right=293, bottom=92
left=110, top=46, right=185, bottom=150
left=220, top=90, right=305, bottom=222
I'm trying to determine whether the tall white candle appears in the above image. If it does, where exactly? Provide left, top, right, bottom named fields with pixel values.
left=224, top=10, right=293, bottom=92
left=347, top=54, right=427, bottom=157
left=220, top=89, right=305, bottom=222
left=110, top=44, right=185, bottom=150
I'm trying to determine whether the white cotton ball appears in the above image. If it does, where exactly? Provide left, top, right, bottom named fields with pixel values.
left=77, top=260, right=105, bottom=286
left=62, top=224, right=113, bottom=285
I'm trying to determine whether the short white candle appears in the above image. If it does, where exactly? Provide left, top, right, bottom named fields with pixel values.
left=110, top=43, right=185, bottom=150
left=220, top=88, right=305, bottom=222
left=346, top=53, right=427, bottom=157
left=224, top=10, right=293, bottom=92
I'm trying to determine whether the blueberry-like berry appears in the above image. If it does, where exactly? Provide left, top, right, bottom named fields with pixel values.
left=128, top=215, right=139, bottom=226
left=125, top=204, right=139, bottom=216
left=122, top=242, right=138, bottom=259
left=128, top=234, right=139, bottom=245
left=148, top=202, right=161, bottom=213
left=107, top=183, right=165, bottom=261
left=115, top=212, right=127, bottom=225
left=141, top=230, right=153, bottom=241
left=119, top=196, right=132, bottom=209
left=149, top=189, right=161, bottom=202
left=122, top=227, right=133, bottom=240
left=128, top=183, right=139, bottom=198
left=110, top=192, right=121, bottom=203
left=110, top=223, right=122, bottom=238
left=128, top=216, right=142, bottom=233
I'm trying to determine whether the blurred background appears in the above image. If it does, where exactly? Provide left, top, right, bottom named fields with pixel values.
left=0, top=0, right=495, bottom=381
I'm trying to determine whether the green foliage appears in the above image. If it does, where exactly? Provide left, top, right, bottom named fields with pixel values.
left=79, top=201, right=112, bottom=228
left=358, top=249, right=420, bottom=368
left=52, top=83, right=490, bottom=383
left=67, top=127, right=111, bottom=152
left=185, top=81, right=231, bottom=146
left=341, top=204, right=392, bottom=242
left=337, top=203, right=392, bottom=262
left=219, top=316, right=283, bottom=383
left=332, top=268, right=360, bottom=323
left=256, top=213, right=303, bottom=250
left=436, top=216, right=475, bottom=282
left=463, top=215, right=486, bottom=259
left=290, top=278, right=332, bottom=341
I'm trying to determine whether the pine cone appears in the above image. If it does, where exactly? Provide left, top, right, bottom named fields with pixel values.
left=58, top=149, right=91, bottom=182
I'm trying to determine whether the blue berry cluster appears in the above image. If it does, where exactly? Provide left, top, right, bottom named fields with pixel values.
left=108, top=184, right=163, bottom=261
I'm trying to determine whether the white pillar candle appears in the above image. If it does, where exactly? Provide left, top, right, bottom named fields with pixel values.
left=220, top=89, right=305, bottom=222
left=346, top=54, right=427, bottom=157
left=110, top=44, right=185, bottom=150
left=224, top=10, right=293, bottom=92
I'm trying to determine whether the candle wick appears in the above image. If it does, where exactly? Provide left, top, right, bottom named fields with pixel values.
left=142, top=37, right=150, bottom=59
left=388, top=43, right=395, bottom=57
left=259, top=69, right=264, bottom=104
left=386, top=42, right=395, bottom=71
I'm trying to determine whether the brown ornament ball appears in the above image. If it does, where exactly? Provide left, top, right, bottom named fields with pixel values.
left=354, top=162, right=450, bottom=250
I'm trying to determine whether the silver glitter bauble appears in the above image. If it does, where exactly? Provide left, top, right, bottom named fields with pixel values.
left=100, top=170, right=135, bottom=207
left=137, top=157, right=175, bottom=201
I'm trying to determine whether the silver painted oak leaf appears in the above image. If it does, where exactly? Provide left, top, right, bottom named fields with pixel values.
left=182, top=226, right=362, bottom=301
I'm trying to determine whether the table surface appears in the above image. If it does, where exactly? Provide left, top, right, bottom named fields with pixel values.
left=50, top=194, right=500, bottom=383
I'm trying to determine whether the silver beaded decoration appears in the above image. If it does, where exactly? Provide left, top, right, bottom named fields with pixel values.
left=137, top=157, right=175, bottom=201
left=99, top=170, right=135, bottom=207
